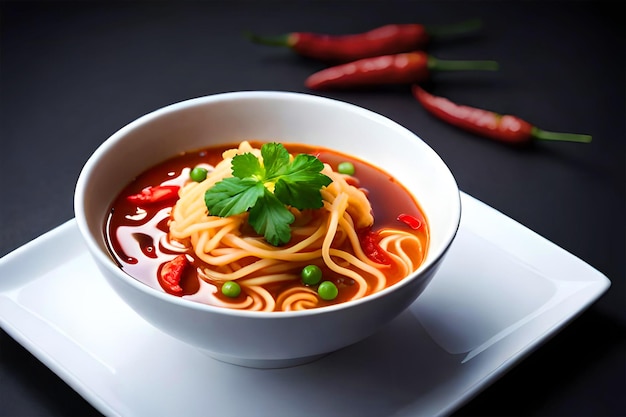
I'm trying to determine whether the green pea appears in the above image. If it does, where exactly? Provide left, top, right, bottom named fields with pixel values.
left=337, top=162, right=355, bottom=175
left=190, top=166, right=208, bottom=182
left=301, top=264, right=322, bottom=285
left=221, top=281, right=241, bottom=298
left=318, top=281, right=338, bottom=301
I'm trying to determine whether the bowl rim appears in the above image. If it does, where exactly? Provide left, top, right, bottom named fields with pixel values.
left=74, top=90, right=462, bottom=319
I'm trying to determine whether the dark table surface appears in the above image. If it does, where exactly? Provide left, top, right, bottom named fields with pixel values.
left=1, top=1, right=624, bottom=416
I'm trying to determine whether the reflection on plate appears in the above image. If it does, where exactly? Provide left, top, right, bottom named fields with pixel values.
left=0, top=192, right=610, bottom=417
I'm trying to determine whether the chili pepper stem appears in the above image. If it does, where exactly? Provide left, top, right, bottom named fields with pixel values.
left=532, top=127, right=592, bottom=143
left=424, top=18, right=483, bottom=38
left=428, top=56, right=499, bottom=72
left=244, top=31, right=291, bottom=47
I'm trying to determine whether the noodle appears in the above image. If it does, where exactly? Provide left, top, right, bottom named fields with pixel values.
left=115, top=141, right=428, bottom=312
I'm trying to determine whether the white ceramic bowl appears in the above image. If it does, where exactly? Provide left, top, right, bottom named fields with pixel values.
left=74, top=91, right=461, bottom=368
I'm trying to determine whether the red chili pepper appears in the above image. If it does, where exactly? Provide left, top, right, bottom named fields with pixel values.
left=397, top=213, right=423, bottom=230
left=412, top=85, right=593, bottom=145
left=127, top=185, right=180, bottom=205
left=358, top=228, right=392, bottom=265
left=159, top=254, right=188, bottom=296
left=246, top=19, right=482, bottom=62
left=305, top=52, right=498, bottom=90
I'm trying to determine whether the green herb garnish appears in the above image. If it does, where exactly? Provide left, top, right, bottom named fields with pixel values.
left=204, top=143, right=333, bottom=246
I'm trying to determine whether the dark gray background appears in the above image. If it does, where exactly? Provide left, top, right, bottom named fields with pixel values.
left=1, top=1, right=624, bottom=416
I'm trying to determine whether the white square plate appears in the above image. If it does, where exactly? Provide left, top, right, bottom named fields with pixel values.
left=0, top=192, right=610, bottom=417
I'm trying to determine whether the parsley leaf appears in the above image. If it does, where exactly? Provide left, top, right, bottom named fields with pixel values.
left=261, top=142, right=290, bottom=179
left=249, top=189, right=295, bottom=246
left=274, top=153, right=329, bottom=209
left=231, top=152, right=263, bottom=180
left=204, top=143, right=333, bottom=246
left=203, top=177, right=265, bottom=217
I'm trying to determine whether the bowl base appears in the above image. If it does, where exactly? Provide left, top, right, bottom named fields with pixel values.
left=201, top=350, right=329, bottom=369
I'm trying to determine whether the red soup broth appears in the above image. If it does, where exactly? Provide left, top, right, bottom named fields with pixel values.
left=105, top=141, right=429, bottom=310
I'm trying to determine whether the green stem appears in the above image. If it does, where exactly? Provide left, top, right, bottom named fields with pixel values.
left=423, top=19, right=483, bottom=39
left=532, top=127, right=592, bottom=143
left=244, top=31, right=291, bottom=47
left=428, top=56, right=499, bottom=72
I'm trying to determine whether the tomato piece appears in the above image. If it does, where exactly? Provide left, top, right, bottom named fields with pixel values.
left=397, top=213, right=423, bottom=230
left=127, top=185, right=180, bottom=205
left=159, top=254, right=188, bottom=296
left=358, top=228, right=391, bottom=265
